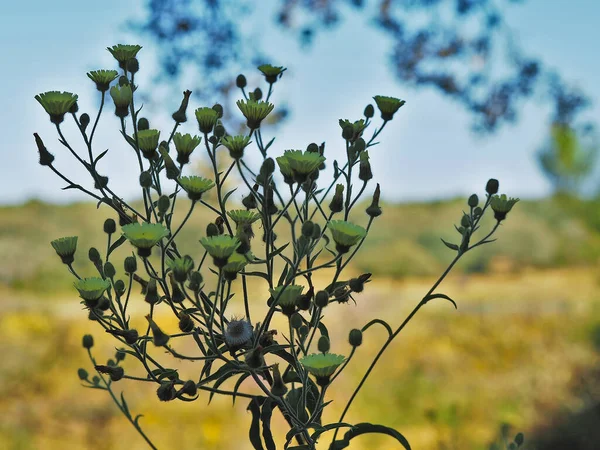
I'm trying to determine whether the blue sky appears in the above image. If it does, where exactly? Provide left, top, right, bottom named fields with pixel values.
left=2, top=0, right=599, bottom=204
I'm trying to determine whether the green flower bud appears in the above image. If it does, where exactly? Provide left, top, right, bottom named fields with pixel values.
left=244, top=346, right=265, bottom=369
left=468, top=194, right=479, bottom=207
left=187, top=271, right=203, bottom=292
left=168, top=274, right=185, bottom=303
left=80, top=113, right=90, bottom=132
left=474, top=206, right=483, bottom=217
left=137, top=117, right=150, bottom=131
left=290, top=313, right=303, bottom=329
left=139, top=171, right=152, bottom=188
left=180, top=380, right=198, bottom=397
left=366, top=183, right=382, bottom=218
left=236, top=74, right=247, bottom=89
left=364, top=104, right=374, bottom=118
left=242, top=191, right=258, bottom=209
left=342, top=125, right=354, bottom=141
left=157, top=195, right=170, bottom=216
left=178, top=312, right=195, bottom=333
left=124, top=256, right=137, bottom=274
left=34, top=133, right=55, bottom=166
left=212, top=103, right=224, bottom=119
left=106, top=328, right=139, bottom=345
left=318, top=335, right=330, bottom=353
left=156, top=381, right=176, bottom=401
left=95, top=364, right=124, bottom=382
left=115, top=349, right=126, bottom=362
left=103, top=218, right=116, bottom=234
left=113, top=279, right=126, bottom=296
left=298, top=325, right=309, bottom=338
left=301, top=221, right=315, bottom=238
left=315, top=290, right=329, bottom=308
left=358, top=151, right=373, bottom=181
left=103, top=262, right=116, bottom=279
left=306, top=142, right=319, bottom=153
left=206, top=223, right=220, bottom=237
left=146, top=315, right=170, bottom=346
left=77, top=368, right=89, bottom=380
left=88, top=247, right=101, bottom=264
left=214, top=124, right=226, bottom=138
left=82, top=334, right=94, bottom=349
left=144, top=279, right=160, bottom=305
left=329, top=184, right=344, bottom=213
left=486, top=178, right=499, bottom=195
left=159, top=145, right=180, bottom=180
left=172, top=89, right=191, bottom=123
left=461, top=214, right=471, bottom=228
left=270, top=363, right=288, bottom=397
left=349, top=329, right=363, bottom=347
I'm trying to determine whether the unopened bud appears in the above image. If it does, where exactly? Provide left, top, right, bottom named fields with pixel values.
left=301, top=221, right=315, bottom=238
left=236, top=74, right=247, bottom=89
left=329, top=184, right=344, bottom=213
left=349, top=329, right=363, bottom=347
left=486, top=178, right=499, bottom=195
left=82, top=334, right=94, bottom=349
left=124, top=256, right=137, bottom=274
left=178, top=312, right=194, bottom=333
left=137, top=117, right=150, bottom=131
left=146, top=315, right=170, bottom=346
left=364, top=104, right=374, bottom=118
left=78, top=368, right=89, bottom=380
left=157, top=195, right=170, bottom=215
left=139, top=171, right=152, bottom=189
left=34, top=133, right=55, bottom=166
left=315, top=290, right=329, bottom=308
left=157, top=381, right=176, bottom=401
left=317, top=335, right=330, bottom=353
left=103, top=262, right=116, bottom=279
left=103, top=218, right=116, bottom=234
left=468, top=194, right=479, bottom=207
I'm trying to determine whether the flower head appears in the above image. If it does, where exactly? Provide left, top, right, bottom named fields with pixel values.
left=327, top=220, right=367, bottom=253
left=87, top=70, right=119, bottom=92
left=50, top=236, right=78, bottom=264
left=109, top=84, right=133, bottom=117
left=373, top=95, right=405, bottom=121
left=236, top=99, right=275, bottom=129
left=227, top=209, right=261, bottom=228
left=200, top=235, right=241, bottom=267
left=121, top=222, right=169, bottom=257
left=136, top=129, right=160, bottom=159
left=221, top=135, right=252, bottom=159
left=339, top=119, right=367, bottom=143
left=270, top=284, right=304, bottom=315
left=258, top=64, right=286, bottom=83
left=276, top=150, right=325, bottom=183
left=195, top=107, right=219, bottom=134
left=490, top=194, right=519, bottom=221
left=167, top=255, right=195, bottom=283
left=177, top=176, right=215, bottom=201
left=107, top=44, right=142, bottom=68
left=224, top=318, right=253, bottom=349
left=299, top=353, right=345, bottom=381
left=74, top=277, right=111, bottom=302
left=35, top=91, right=78, bottom=124
left=173, top=132, right=201, bottom=165
left=222, top=251, right=251, bottom=279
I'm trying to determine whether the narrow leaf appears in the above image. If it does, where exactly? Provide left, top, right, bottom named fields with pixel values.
left=423, top=293, right=458, bottom=309
left=329, top=422, right=411, bottom=450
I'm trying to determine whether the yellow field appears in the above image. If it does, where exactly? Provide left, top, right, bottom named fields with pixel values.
left=2, top=267, right=599, bottom=449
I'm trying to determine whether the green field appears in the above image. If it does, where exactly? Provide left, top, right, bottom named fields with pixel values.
left=1, top=196, right=600, bottom=449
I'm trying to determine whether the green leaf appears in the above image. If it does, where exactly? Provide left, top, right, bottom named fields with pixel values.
left=310, top=422, right=354, bottom=441
left=94, top=149, right=109, bottom=165
left=422, top=293, right=458, bottom=309
left=329, top=422, right=411, bottom=450
left=223, top=188, right=238, bottom=207
left=317, top=322, right=329, bottom=338
left=120, top=392, right=130, bottom=417
left=441, top=238, right=459, bottom=251
left=108, top=235, right=127, bottom=257
left=248, top=397, right=266, bottom=450
left=278, top=264, right=289, bottom=287
left=260, top=398, right=276, bottom=450
left=232, top=373, right=251, bottom=405
left=361, top=319, right=393, bottom=337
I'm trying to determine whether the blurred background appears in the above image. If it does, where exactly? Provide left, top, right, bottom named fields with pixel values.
left=2, top=0, right=600, bottom=449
